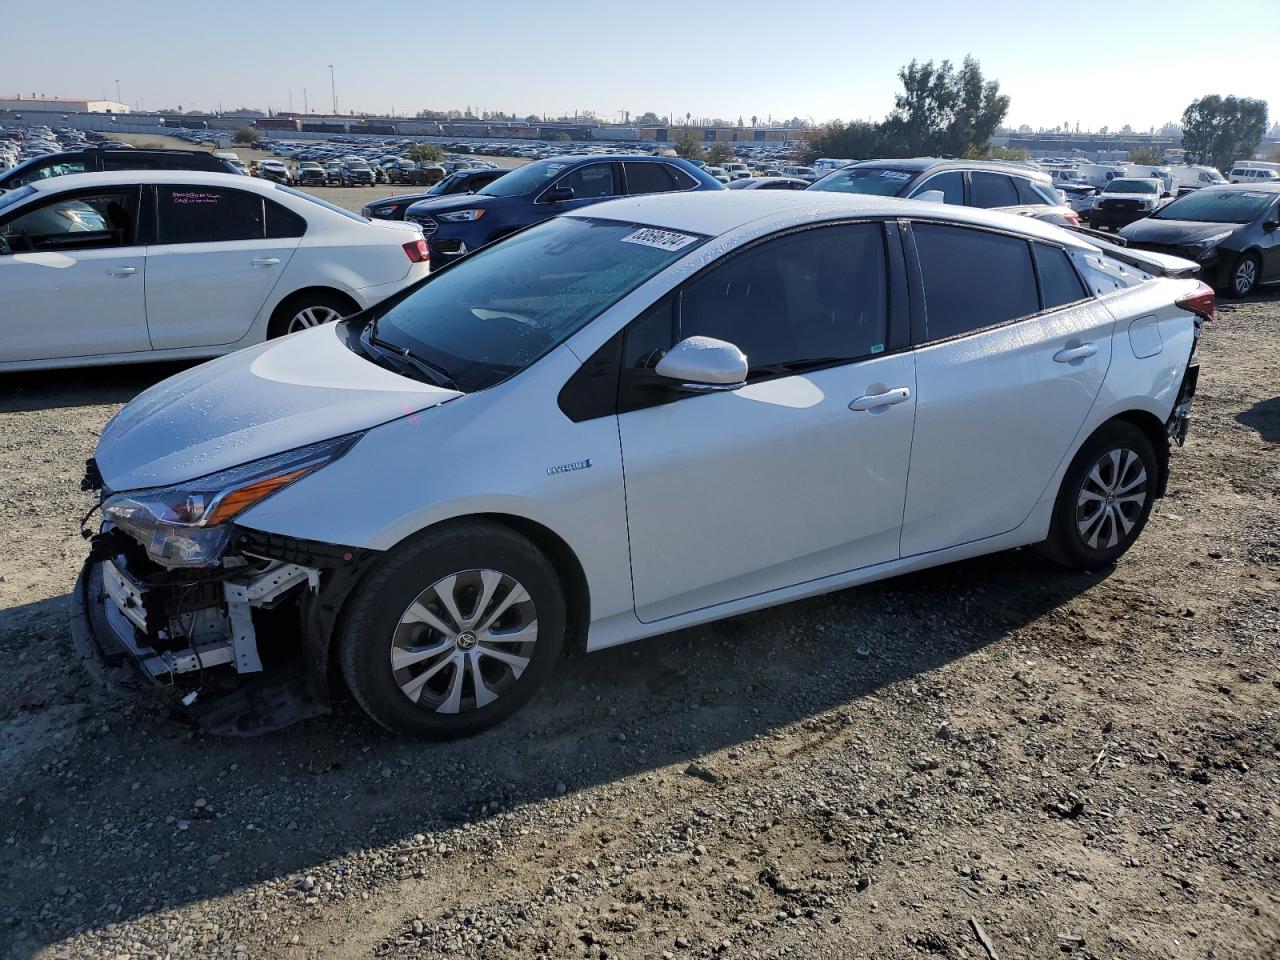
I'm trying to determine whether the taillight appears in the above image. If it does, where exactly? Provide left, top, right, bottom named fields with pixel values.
left=1062, top=210, right=1080, bottom=226
left=1175, top=281, right=1214, bottom=322
left=402, top=239, right=430, bottom=263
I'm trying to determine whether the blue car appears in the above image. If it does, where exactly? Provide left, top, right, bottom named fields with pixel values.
left=403, top=154, right=723, bottom=265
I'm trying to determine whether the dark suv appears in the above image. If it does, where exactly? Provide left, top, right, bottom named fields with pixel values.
left=362, top=168, right=508, bottom=221
left=0, top=149, right=237, bottom=190
left=807, top=158, right=1078, bottom=226
left=404, top=155, right=723, bottom=265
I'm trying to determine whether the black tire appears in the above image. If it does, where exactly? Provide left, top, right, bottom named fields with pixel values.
left=1039, top=421, right=1158, bottom=570
left=1225, top=252, right=1261, bottom=298
left=338, top=522, right=566, bottom=739
left=267, top=290, right=356, bottom=339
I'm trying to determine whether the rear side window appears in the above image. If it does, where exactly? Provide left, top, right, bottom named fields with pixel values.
left=913, top=223, right=1038, bottom=340
left=156, top=186, right=265, bottom=244
left=1034, top=243, right=1088, bottom=308
left=265, top=199, right=306, bottom=238
left=970, top=172, right=1019, bottom=208
left=624, top=162, right=678, bottom=195
left=668, top=166, right=698, bottom=190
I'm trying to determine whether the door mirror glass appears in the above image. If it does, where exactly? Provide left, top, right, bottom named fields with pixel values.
left=545, top=186, right=574, bottom=203
left=914, top=189, right=946, bottom=204
left=654, top=336, right=748, bottom=391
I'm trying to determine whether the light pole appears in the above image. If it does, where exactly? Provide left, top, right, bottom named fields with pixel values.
left=115, top=79, right=121, bottom=104
left=328, top=64, right=337, bottom=115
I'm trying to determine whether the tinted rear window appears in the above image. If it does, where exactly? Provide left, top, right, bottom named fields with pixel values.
left=156, top=186, right=264, bottom=244
left=913, top=223, right=1038, bottom=340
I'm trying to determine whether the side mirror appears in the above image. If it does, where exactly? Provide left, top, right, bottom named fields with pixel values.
left=1162, top=192, right=1173, bottom=199
left=913, top=189, right=946, bottom=204
left=654, top=336, right=748, bottom=392
left=1264, top=219, right=1279, bottom=232
left=545, top=186, right=574, bottom=203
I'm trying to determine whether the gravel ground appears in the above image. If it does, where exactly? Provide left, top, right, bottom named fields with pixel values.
left=0, top=292, right=1277, bottom=960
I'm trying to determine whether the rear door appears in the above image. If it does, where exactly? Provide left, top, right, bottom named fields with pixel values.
left=900, top=221, right=1111, bottom=556
left=0, top=186, right=149, bottom=362
left=144, top=185, right=304, bottom=349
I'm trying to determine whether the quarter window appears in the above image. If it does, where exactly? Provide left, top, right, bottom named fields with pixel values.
left=970, top=172, right=1020, bottom=208
left=0, top=190, right=136, bottom=254
left=1034, top=243, right=1089, bottom=309
left=913, top=223, right=1038, bottom=340
left=676, top=223, right=889, bottom=373
left=156, top=186, right=265, bottom=244
left=265, top=199, right=306, bottom=239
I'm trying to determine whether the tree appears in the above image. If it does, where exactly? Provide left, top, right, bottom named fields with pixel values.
left=407, top=143, right=445, bottom=163
left=674, top=133, right=705, bottom=161
left=706, top=143, right=734, bottom=166
left=234, top=128, right=258, bottom=144
left=984, top=146, right=1029, bottom=161
left=881, top=56, right=1008, bottom=157
left=552, top=132, right=571, bottom=142
left=635, top=112, right=661, bottom=126
left=802, top=119, right=886, bottom=163
left=1181, top=95, right=1269, bottom=173
left=1128, top=145, right=1162, bottom=165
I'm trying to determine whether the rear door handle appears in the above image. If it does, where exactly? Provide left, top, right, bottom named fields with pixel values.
left=1054, top=343, right=1097, bottom=363
left=106, top=266, right=137, bottom=277
left=849, top=387, right=911, bottom=412
left=251, top=257, right=281, bottom=267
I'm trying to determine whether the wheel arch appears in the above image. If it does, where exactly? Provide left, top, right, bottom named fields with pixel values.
left=267, top=286, right=362, bottom=337
left=1103, top=409, right=1171, bottom=497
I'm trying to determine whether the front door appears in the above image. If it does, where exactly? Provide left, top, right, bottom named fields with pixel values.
left=900, top=222, right=1113, bottom=556
left=618, top=222, right=915, bottom=622
left=144, top=184, right=301, bottom=349
left=0, top=186, right=149, bottom=362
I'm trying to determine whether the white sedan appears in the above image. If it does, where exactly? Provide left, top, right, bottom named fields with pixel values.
left=74, top=192, right=1209, bottom=738
left=0, top=171, right=430, bottom=371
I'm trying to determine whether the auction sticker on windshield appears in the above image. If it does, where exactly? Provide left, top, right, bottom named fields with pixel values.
left=621, top=227, right=698, bottom=251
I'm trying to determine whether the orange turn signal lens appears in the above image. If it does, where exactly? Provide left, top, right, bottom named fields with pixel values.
left=202, top=466, right=315, bottom=526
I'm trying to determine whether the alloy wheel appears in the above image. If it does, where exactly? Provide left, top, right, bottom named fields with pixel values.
left=390, top=569, right=538, bottom=714
left=1233, top=259, right=1257, bottom=296
left=287, top=305, right=344, bottom=333
left=1075, top=448, right=1149, bottom=550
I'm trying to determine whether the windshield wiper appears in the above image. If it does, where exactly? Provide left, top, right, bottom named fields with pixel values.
left=360, top=323, right=461, bottom=391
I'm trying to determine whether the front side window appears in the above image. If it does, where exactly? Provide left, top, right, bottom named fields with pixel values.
left=913, top=222, right=1038, bottom=340
left=970, top=172, right=1020, bottom=208
left=0, top=190, right=136, bottom=254
left=371, top=216, right=706, bottom=392
left=910, top=171, right=964, bottom=204
left=156, top=186, right=265, bottom=244
left=553, top=163, right=618, bottom=200
left=673, top=223, right=889, bottom=374
left=624, top=162, right=679, bottom=195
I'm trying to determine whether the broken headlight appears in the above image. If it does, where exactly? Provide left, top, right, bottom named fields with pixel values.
left=101, top=434, right=361, bottom=568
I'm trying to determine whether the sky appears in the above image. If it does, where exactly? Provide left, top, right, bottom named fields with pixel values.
left=4, top=0, right=1277, bottom=132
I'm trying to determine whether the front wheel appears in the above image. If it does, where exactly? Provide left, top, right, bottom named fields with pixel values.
left=1039, top=421, right=1158, bottom=570
left=1226, top=253, right=1260, bottom=298
left=338, top=522, right=566, bottom=738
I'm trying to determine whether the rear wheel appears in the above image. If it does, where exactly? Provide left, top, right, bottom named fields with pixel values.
left=1226, top=253, right=1260, bottom=298
left=267, top=290, right=356, bottom=338
left=338, top=522, right=566, bottom=738
left=1039, top=421, right=1158, bottom=570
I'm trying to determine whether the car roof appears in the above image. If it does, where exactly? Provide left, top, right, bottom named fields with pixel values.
left=582, top=190, right=1093, bottom=247
left=1197, top=181, right=1280, bottom=194
left=847, top=157, right=1051, bottom=179
left=24, top=170, right=286, bottom=194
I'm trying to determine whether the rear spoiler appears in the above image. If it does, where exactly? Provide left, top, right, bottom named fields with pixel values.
left=1063, top=225, right=1200, bottom=279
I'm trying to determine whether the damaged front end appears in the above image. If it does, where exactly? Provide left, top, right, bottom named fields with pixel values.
left=70, top=437, right=376, bottom=735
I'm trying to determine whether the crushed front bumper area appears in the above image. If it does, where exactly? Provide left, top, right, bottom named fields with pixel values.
left=71, top=527, right=375, bottom=734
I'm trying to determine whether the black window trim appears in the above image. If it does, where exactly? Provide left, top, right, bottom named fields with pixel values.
left=0, top=183, right=143, bottom=252
left=559, top=217, right=910, bottom=422
left=901, top=217, right=1097, bottom=348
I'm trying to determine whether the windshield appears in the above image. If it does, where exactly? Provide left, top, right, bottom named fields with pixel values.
left=0, top=184, right=37, bottom=210
left=808, top=166, right=913, bottom=196
left=476, top=160, right=570, bottom=198
left=370, top=217, right=707, bottom=392
left=275, top=184, right=368, bottom=222
left=1105, top=179, right=1159, bottom=194
left=1153, top=189, right=1276, bottom=223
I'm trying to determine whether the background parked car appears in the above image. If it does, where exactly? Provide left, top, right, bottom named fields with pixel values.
left=1171, top=165, right=1227, bottom=195
left=404, top=154, right=723, bottom=266
left=295, top=161, right=326, bottom=186
left=256, top=159, right=293, bottom=185
left=363, top=168, right=507, bottom=221
left=1229, top=166, right=1280, bottom=185
left=0, top=148, right=238, bottom=190
left=340, top=161, right=376, bottom=187
left=808, top=158, right=1080, bottom=226
left=1084, top=177, right=1171, bottom=230
left=726, top=176, right=811, bottom=191
left=1120, top=182, right=1280, bottom=297
left=0, top=171, right=430, bottom=370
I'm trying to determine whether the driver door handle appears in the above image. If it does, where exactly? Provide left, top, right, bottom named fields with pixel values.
left=849, top=387, right=911, bottom=412
left=1054, top=343, right=1097, bottom=363
left=106, top=265, right=137, bottom=277
left=251, top=257, right=281, bottom=267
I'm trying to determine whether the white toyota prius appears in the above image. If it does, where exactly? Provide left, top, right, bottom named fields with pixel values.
left=73, top=191, right=1210, bottom=738
left=0, top=171, right=430, bottom=371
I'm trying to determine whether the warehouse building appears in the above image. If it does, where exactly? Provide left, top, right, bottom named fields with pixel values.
left=0, top=96, right=129, bottom=114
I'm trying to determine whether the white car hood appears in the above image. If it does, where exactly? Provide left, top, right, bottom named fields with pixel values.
left=96, top=324, right=460, bottom=492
